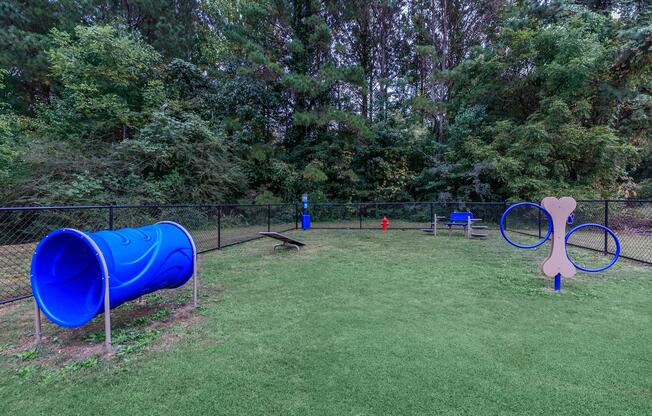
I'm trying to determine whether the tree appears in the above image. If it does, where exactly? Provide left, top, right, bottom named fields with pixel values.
left=423, top=3, right=643, bottom=200
left=0, top=0, right=85, bottom=112
left=1, top=0, right=650, bottom=205
left=0, top=69, right=27, bottom=203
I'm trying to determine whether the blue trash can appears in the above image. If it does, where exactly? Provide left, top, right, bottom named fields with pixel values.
left=301, top=214, right=311, bottom=230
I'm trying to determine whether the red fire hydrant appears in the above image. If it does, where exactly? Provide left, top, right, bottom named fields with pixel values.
left=381, top=216, right=389, bottom=232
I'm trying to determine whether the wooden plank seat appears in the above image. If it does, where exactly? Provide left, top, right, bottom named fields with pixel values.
left=258, top=232, right=305, bottom=251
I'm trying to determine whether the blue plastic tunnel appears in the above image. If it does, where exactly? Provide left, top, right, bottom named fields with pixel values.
left=30, top=221, right=196, bottom=328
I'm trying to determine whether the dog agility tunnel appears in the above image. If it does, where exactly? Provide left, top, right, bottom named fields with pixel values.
left=31, top=221, right=196, bottom=328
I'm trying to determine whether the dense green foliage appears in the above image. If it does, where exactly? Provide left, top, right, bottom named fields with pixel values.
left=1, top=0, right=650, bottom=204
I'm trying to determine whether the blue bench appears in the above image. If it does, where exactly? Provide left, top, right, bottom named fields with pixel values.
left=445, top=211, right=488, bottom=238
left=446, top=211, right=474, bottom=228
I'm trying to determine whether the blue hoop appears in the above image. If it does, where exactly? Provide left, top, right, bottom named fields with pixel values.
left=500, top=202, right=553, bottom=249
left=565, top=223, right=620, bottom=272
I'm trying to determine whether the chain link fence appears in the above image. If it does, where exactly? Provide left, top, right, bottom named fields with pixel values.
left=311, top=201, right=505, bottom=229
left=501, top=200, right=652, bottom=265
left=0, top=203, right=298, bottom=304
left=1, top=200, right=650, bottom=304
left=0, top=207, right=111, bottom=304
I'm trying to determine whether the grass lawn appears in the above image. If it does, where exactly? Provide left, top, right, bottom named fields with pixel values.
left=1, top=230, right=651, bottom=415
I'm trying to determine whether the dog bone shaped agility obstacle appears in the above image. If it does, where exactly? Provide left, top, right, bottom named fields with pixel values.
left=540, top=197, right=577, bottom=278
left=500, top=196, right=621, bottom=292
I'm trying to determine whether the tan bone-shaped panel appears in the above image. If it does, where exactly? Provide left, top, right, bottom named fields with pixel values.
left=540, top=197, right=577, bottom=278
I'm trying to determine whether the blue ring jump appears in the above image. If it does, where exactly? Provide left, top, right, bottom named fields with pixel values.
left=500, top=202, right=553, bottom=249
left=499, top=201, right=621, bottom=277
left=565, top=223, right=621, bottom=272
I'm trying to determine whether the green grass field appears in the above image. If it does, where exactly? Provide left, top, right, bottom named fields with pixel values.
left=1, top=230, right=651, bottom=415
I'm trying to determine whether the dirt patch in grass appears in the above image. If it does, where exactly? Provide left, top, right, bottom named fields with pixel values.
left=0, top=286, right=214, bottom=373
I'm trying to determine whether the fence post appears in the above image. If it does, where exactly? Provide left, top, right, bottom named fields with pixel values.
left=430, top=202, right=434, bottom=226
left=108, top=206, right=114, bottom=230
left=604, top=200, right=609, bottom=255
left=294, top=202, right=299, bottom=229
left=217, top=206, right=222, bottom=250
left=359, top=203, right=363, bottom=229
left=34, top=300, right=41, bottom=343
left=267, top=204, right=271, bottom=232
left=538, top=208, right=542, bottom=239
left=504, top=201, right=508, bottom=230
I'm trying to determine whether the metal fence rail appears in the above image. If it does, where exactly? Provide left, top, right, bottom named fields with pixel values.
left=0, top=203, right=298, bottom=304
left=1, top=199, right=650, bottom=304
left=310, top=201, right=506, bottom=230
